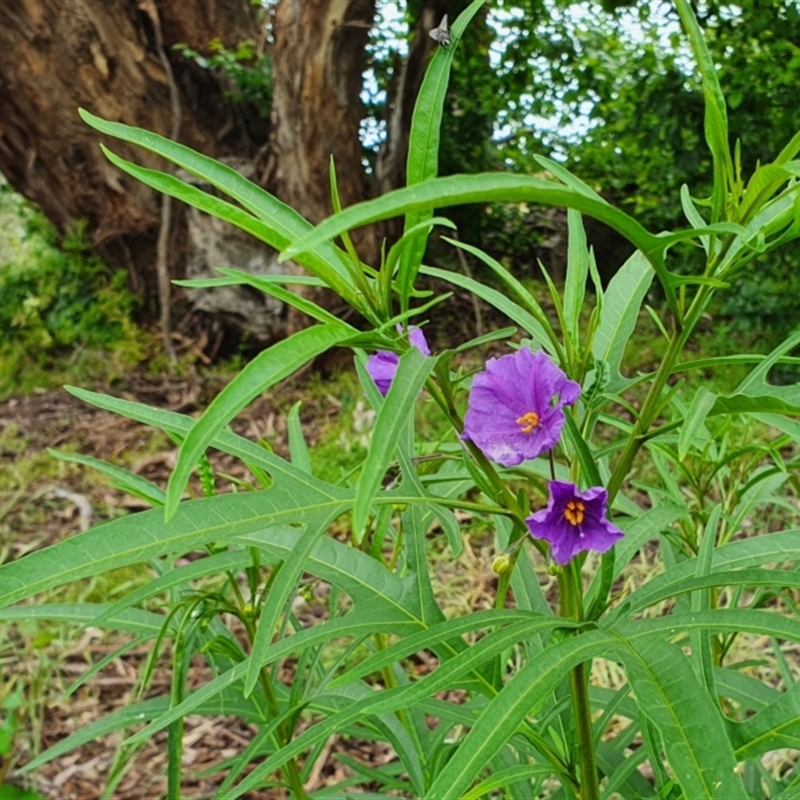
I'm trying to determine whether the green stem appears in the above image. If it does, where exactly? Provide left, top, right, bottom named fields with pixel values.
left=570, top=660, right=599, bottom=800
left=606, top=285, right=713, bottom=505
left=240, top=610, right=309, bottom=799
left=559, top=563, right=600, bottom=800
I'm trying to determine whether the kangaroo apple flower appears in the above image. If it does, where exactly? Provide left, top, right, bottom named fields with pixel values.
left=462, top=348, right=580, bottom=466
left=526, top=480, right=624, bottom=565
left=367, top=327, right=430, bottom=396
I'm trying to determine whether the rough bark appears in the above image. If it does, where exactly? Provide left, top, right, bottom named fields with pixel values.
left=266, top=0, right=378, bottom=267
left=0, top=0, right=265, bottom=307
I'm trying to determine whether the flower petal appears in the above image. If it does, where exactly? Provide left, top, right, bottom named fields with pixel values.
left=366, top=351, right=400, bottom=396
left=463, top=349, right=581, bottom=465
left=526, top=481, right=624, bottom=565
left=366, top=327, right=430, bottom=396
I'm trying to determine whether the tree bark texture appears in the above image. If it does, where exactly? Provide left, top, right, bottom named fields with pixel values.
left=0, top=0, right=264, bottom=304
left=266, top=0, right=378, bottom=266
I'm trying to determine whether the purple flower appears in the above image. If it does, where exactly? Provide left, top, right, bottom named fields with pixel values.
left=462, top=348, right=580, bottom=466
left=367, top=327, right=431, bottom=396
left=526, top=481, right=624, bottom=565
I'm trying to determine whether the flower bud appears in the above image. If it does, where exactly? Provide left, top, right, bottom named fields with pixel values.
left=492, top=553, right=513, bottom=575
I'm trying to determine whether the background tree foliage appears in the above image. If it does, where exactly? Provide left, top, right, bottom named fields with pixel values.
left=2, top=0, right=798, bottom=354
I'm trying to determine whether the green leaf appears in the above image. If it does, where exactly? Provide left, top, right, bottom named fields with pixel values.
left=420, top=264, right=555, bottom=351
left=329, top=609, right=561, bottom=689
left=165, top=321, right=355, bottom=519
left=353, top=347, right=434, bottom=540
left=534, top=155, right=608, bottom=204
left=730, top=329, right=800, bottom=407
left=175, top=273, right=326, bottom=289
left=79, top=109, right=354, bottom=298
left=123, top=613, right=418, bottom=747
left=614, top=635, right=748, bottom=799
left=681, top=184, right=711, bottom=254
left=0, top=604, right=166, bottom=638
left=281, top=173, right=665, bottom=284
left=728, top=680, right=800, bottom=760
left=591, top=251, right=654, bottom=392
left=562, top=414, right=602, bottom=488
left=215, top=268, right=342, bottom=325
left=619, top=609, right=800, bottom=644
left=398, top=0, right=486, bottom=306
left=620, top=568, right=800, bottom=619
left=244, top=514, right=337, bottom=696
left=690, top=505, right=721, bottom=693
left=47, top=448, right=166, bottom=507
left=424, top=629, right=617, bottom=799
left=612, top=504, right=688, bottom=579
left=612, top=530, right=800, bottom=620
left=675, top=0, right=733, bottom=226
left=460, top=764, right=553, bottom=800
left=237, top=526, right=423, bottom=623
left=678, top=386, right=717, bottom=460
left=741, top=164, right=792, bottom=222
left=723, top=193, right=800, bottom=275
left=62, top=387, right=331, bottom=488
left=440, top=238, right=560, bottom=354
left=563, top=209, right=589, bottom=349
left=90, top=550, right=257, bottom=629
left=0, top=785, right=47, bottom=800
left=710, top=393, right=800, bottom=417
left=20, top=692, right=264, bottom=775
left=0, top=483, right=351, bottom=608
left=287, top=401, right=311, bottom=473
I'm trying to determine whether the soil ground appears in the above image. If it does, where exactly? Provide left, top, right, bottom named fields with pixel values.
left=0, top=372, right=420, bottom=800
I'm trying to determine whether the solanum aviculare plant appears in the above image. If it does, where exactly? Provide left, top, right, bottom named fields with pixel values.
left=2, top=0, right=800, bottom=798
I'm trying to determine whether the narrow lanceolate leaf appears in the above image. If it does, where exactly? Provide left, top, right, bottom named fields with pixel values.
left=0, top=479, right=351, bottom=609
left=47, top=449, right=166, bottom=507
left=420, top=265, right=555, bottom=351
left=286, top=401, right=312, bottom=473
left=678, top=386, right=717, bottom=461
left=353, top=347, right=434, bottom=540
left=709, top=394, right=800, bottom=417
left=63, top=386, right=342, bottom=494
left=611, top=530, right=800, bottom=620
left=438, top=237, right=560, bottom=353
left=165, top=321, right=355, bottom=520
left=675, top=0, right=732, bottom=226
left=91, top=550, right=257, bottom=629
left=79, top=109, right=354, bottom=297
left=281, top=173, right=664, bottom=275
left=0, top=604, right=166, bottom=638
left=612, top=635, right=749, bottom=799
left=727, top=679, right=800, bottom=760
left=398, top=0, right=486, bottom=307
left=563, top=209, right=589, bottom=347
left=243, top=514, right=337, bottom=697
left=591, top=251, right=654, bottom=391
left=424, top=629, right=618, bottom=799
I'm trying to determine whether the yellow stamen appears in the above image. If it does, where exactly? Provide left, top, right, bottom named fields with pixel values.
left=563, top=499, right=585, bottom=527
left=516, top=411, right=540, bottom=434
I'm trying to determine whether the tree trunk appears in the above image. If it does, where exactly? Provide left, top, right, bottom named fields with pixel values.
left=0, top=0, right=265, bottom=309
left=266, top=0, right=378, bottom=268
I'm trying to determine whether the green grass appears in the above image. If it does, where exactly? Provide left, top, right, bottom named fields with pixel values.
left=0, top=188, right=151, bottom=400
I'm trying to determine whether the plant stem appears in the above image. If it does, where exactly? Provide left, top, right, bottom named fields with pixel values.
left=606, top=285, right=712, bottom=505
left=559, top=563, right=600, bottom=800
left=570, top=660, right=599, bottom=800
